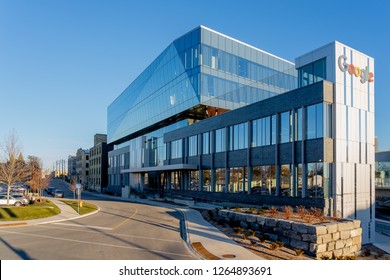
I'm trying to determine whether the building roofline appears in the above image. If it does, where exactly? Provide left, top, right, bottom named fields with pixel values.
left=199, top=25, right=295, bottom=65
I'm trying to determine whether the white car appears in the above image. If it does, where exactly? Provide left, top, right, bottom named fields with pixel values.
left=0, top=194, right=23, bottom=206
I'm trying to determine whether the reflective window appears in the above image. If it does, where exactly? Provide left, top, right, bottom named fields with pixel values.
left=323, top=104, right=332, bottom=138
left=216, top=168, right=226, bottom=192
left=230, top=122, right=248, bottom=150
left=296, top=164, right=303, bottom=197
left=295, top=108, right=302, bottom=141
left=307, top=163, right=324, bottom=198
left=376, top=161, right=390, bottom=186
left=215, top=128, right=226, bottom=153
left=281, top=164, right=292, bottom=196
left=306, top=103, right=323, bottom=139
left=251, top=165, right=276, bottom=195
left=280, top=111, right=292, bottom=143
left=271, top=115, right=276, bottom=144
left=229, top=167, right=247, bottom=193
left=170, top=171, right=181, bottom=190
left=252, top=116, right=271, bottom=147
left=170, top=139, right=182, bottom=159
left=188, top=135, right=198, bottom=156
left=190, top=171, right=200, bottom=191
left=202, top=170, right=211, bottom=191
left=298, top=58, right=326, bottom=88
left=202, top=132, right=210, bottom=154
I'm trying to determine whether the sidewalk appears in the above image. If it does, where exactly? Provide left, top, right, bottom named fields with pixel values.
left=139, top=198, right=262, bottom=260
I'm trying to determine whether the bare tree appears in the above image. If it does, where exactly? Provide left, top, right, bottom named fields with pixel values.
left=0, top=131, right=28, bottom=205
left=26, top=156, right=51, bottom=199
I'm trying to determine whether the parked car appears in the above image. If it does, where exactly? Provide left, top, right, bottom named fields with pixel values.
left=46, top=187, right=55, bottom=195
left=53, top=190, right=64, bottom=198
left=0, top=194, right=23, bottom=206
left=8, top=192, right=29, bottom=205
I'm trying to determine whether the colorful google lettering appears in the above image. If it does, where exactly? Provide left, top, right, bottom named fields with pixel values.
left=338, top=55, right=374, bottom=84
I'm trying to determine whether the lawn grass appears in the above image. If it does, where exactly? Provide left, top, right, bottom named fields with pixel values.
left=0, top=200, right=61, bottom=221
left=60, top=200, right=98, bottom=215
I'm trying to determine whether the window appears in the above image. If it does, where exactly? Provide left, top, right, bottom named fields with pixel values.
left=306, top=103, right=323, bottom=139
left=202, top=170, right=211, bottom=191
left=295, top=108, right=302, bottom=141
left=188, top=135, right=198, bottom=156
left=170, top=139, right=182, bottom=159
left=280, top=111, right=292, bottom=143
left=190, top=171, right=199, bottom=191
left=307, top=163, right=324, bottom=198
left=271, top=115, right=276, bottom=144
left=170, top=171, right=181, bottom=190
left=252, top=116, right=271, bottom=147
left=251, top=165, right=275, bottom=195
left=298, top=58, right=327, bottom=87
left=280, top=164, right=291, bottom=196
left=216, top=168, right=226, bottom=192
left=323, top=104, right=332, bottom=138
left=215, top=128, right=226, bottom=153
left=229, top=122, right=248, bottom=150
left=202, top=132, right=210, bottom=154
left=229, top=167, right=247, bottom=193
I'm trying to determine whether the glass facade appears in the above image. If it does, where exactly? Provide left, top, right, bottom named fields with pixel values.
left=107, top=26, right=298, bottom=192
left=298, top=58, right=326, bottom=87
left=108, top=26, right=297, bottom=145
left=165, top=100, right=332, bottom=197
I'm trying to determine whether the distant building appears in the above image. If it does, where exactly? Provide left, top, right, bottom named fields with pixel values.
left=68, top=155, right=77, bottom=182
left=89, top=134, right=108, bottom=192
left=76, top=148, right=90, bottom=187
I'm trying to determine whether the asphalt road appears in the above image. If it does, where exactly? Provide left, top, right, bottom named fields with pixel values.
left=0, top=180, right=196, bottom=260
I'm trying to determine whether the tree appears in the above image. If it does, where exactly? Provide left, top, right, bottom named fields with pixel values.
left=0, top=132, right=28, bottom=205
left=26, top=156, right=50, bottom=198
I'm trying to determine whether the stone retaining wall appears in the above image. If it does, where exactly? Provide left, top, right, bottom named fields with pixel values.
left=218, top=210, right=362, bottom=259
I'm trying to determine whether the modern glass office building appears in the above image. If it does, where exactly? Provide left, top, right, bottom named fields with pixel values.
left=107, top=26, right=297, bottom=192
left=107, top=26, right=375, bottom=243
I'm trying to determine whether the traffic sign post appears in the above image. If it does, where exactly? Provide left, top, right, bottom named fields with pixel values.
left=76, top=184, right=81, bottom=214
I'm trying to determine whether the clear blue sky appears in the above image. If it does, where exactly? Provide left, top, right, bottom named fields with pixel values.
left=0, top=0, right=389, bottom=170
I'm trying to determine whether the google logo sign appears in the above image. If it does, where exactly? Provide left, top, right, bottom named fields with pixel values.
left=338, top=55, right=374, bottom=84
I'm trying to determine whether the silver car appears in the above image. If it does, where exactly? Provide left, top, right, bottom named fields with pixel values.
left=9, top=192, right=29, bottom=205
left=0, top=194, right=23, bottom=206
